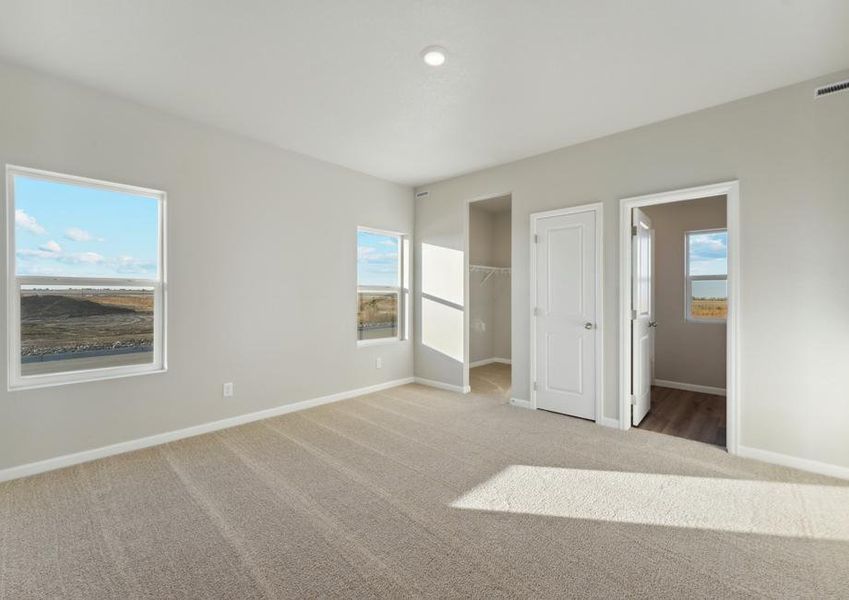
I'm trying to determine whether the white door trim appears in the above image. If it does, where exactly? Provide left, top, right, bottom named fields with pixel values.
left=618, top=181, right=740, bottom=454
left=530, top=202, right=604, bottom=422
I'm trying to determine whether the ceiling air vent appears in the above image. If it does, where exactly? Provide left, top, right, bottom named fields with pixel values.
left=815, top=79, right=849, bottom=98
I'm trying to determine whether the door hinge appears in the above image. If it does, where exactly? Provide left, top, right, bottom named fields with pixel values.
left=533, top=234, right=540, bottom=244
left=630, top=309, right=637, bottom=320
left=533, top=381, right=538, bottom=391
left=630, top=395, right=637, bottom=406
left=534, top=307, right=541, bottom=317
left=631, top=225, right=638, bottom=236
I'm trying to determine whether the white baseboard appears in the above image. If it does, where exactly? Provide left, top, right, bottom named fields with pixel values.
left=510, top=397, right=532, bottom=409
left=737, top=445, right=849, bottom=481
left=597, top=417, right=621, bottom=429
left=414, top=377, right=470, bottom=394
left=469, top=357, right=512, bottom=368
left=0, top=377, right=416, bottom=483
left=653, top=379, right=726, bottom=397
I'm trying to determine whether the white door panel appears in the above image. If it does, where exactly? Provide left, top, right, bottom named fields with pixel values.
left=534, top=210, right=597, bottom=420
left=545, top=224, right=584, bottom=316
left=631, top=208, right=653, bottom=426
left=545, top=333, right=582, bottom=394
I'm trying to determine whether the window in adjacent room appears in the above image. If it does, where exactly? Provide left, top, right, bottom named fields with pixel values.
left=357, top=227, right=407, bottom=343
left=685, top=228, right=728, bottom=322
left=7, top=166, right=166, bottom=389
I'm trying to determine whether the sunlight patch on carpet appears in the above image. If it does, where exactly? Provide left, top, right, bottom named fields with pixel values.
left=450, top=465, right=849, bottom=540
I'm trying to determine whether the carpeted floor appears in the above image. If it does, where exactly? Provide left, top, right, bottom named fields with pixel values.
left=469, top=362, right=511, bottom=398
left=1, top=382, right=847, bottom=599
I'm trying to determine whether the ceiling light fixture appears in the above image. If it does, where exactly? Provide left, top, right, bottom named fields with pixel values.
left=421, top=46, right=446, bottom=67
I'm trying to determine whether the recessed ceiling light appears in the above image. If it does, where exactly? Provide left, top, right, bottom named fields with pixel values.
left=421, top=46, right=446, bottom=67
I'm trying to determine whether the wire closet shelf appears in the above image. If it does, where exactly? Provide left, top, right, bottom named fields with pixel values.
left=470, top=264, right=511, bottom=285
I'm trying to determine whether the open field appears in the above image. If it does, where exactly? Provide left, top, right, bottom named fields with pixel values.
left=691, top=299, right=727, bottom=319
left=357, top=293, right=398, bottom=340
left=20, top=288, right=154, bottom=376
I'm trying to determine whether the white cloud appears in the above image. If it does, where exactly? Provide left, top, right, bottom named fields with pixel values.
left=69, top=252, right=104, bottom=264
left=16, top=240, right=62, bottom=260
left=64, top=227, right=94, bottom=242
left=15, top=209, right=46, bottom=235
left=16, top=244, right=157, bottom=276
left=691, top=237, right=726, bottom=253
left=358, top=246, right=398, bottom=263
left=18, top=248, right=59, bottom=259
left=17, top=247, right=103, bottom=264
left=40, top=240, right=62, bottom=254
left=110, top=255, right=156, bottom=274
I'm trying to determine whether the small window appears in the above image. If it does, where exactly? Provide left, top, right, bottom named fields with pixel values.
left=357, top=228, right=407, bottom=343
left=685, top=229, right=727, bottom=322
left=7, top=166, right=166, bottom=389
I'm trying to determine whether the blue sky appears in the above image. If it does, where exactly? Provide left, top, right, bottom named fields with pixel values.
left=14, top=175, right=159, bottom=278
left=688, top=230, right=727, bottom=298
left=357, top=230, right=399, bottom=287
left=688, top=230, right=727, bottom=275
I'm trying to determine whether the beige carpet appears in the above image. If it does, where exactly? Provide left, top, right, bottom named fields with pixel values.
left=469, top=362, right=511, bottom=398
left=1, top=382, right=847, bottom=599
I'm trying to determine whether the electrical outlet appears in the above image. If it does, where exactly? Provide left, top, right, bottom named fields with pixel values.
left=223, top=382, right=234, bottom=397
left=375, top=357, right=382, bottom=369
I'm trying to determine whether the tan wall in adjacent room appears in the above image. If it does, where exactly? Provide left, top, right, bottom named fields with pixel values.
left=643, top=196, right=727, bottom=390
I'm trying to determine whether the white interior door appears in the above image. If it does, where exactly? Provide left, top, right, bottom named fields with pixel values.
left=631, top=207, right=653, bottom=425
left=534, top=210, right=597, bottom=419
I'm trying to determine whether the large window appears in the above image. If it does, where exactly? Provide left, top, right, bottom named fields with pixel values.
left=357, top=227, right=407, bottom=343
left=7, top=166, right=166, bottom=389
left=685, top=228, right=727, bottom=322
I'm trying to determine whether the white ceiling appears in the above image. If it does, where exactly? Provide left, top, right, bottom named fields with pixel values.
left=0, top=1, right=847, bottom=186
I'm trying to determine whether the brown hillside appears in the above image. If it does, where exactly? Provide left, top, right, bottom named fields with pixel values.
left=21, top=295, right=136, bottom=319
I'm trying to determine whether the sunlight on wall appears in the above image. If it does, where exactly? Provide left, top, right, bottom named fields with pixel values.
left=450, top=465, right=849, bottom=540
left=422, top=297, right=464, bottom=362
left=422, top=243, right=463, bottom=307
left=421, top=242, right=465, bottom=362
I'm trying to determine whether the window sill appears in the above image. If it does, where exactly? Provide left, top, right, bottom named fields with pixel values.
left=357, top=337, right=404, bottom=347
left=8, top=365, right=167, bottom=392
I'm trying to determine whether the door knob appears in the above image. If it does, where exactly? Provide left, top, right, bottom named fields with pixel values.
left=584, top=322, right=594, bottom=330
left=649, top=321, right=658, bottom=328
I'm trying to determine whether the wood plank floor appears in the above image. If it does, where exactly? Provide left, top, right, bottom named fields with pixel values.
left=637, top=386, right=726, bottom=447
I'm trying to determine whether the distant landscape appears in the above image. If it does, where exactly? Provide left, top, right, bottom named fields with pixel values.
left=21, top=288, right=153, bottom=375
left=357, top=293, right=398, bottom=340
left=691, top=298, right=727, bottom=319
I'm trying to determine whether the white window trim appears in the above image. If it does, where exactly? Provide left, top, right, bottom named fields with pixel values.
left=685, top=227, right=727, bottom=324
left=356, top=226, right=407, bottom=346
left=6, top=165, right=167, bottom=390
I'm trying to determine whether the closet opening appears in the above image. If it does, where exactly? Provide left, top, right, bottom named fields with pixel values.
left=465, top=194, right=512, bottom=400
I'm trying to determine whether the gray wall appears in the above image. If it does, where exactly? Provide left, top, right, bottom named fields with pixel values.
left=414, top=69, right=849, bottom=470
left=643, top=197, right=727, bottom=390
left=0, top=62, right=414, bottom=471
left=469, top=206, right=495, bottom=265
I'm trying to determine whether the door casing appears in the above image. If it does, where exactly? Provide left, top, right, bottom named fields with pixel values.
left=619, top=181, right=740, bottom=454
left=529, top=202, right=604, bottom=423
